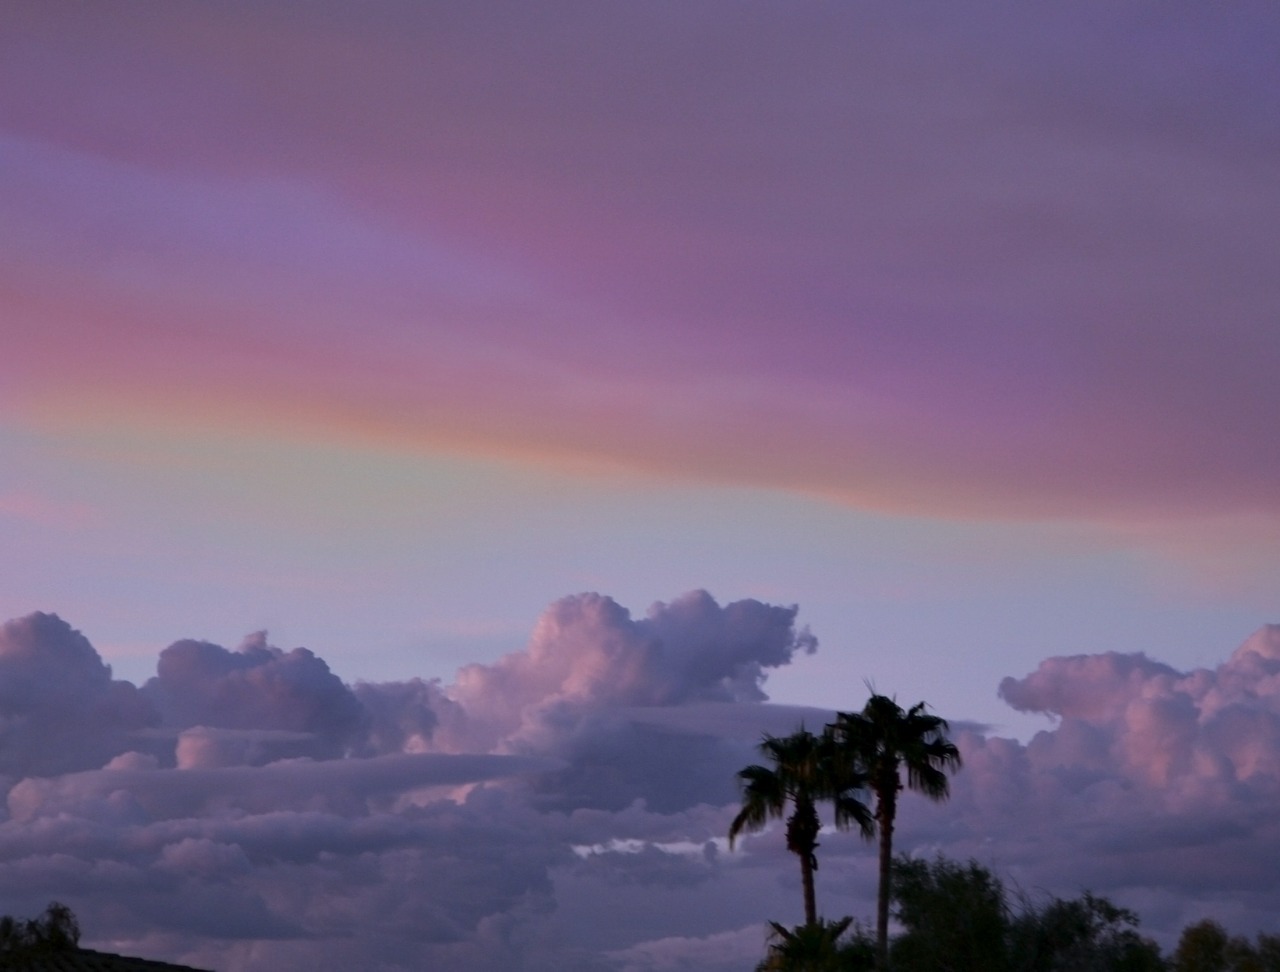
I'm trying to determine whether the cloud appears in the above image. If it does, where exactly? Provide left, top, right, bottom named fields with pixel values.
left=349, top=678, right=454, bottom=757
left=141, top=632, right=365, bottom=759
left=3, top=601, right=1280, bottom=965
left=6, top=751, right=552, bottom=822
left=994, top=624, right=1280, bottom=790
left=445, top=590, right=815, bottom=754
left=0, top=594, right=820, bottom=969
left=0, top=612, right=155, bottom=776
left=883, top=624, right=1280, bottom=943
left=605, top=925, right=765, bottom=972
left=436, top=591, right=816, bottom=811
left=998, top=650, right=1184, bottom=729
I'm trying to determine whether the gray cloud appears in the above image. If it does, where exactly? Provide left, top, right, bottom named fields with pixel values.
left=0, top=612, right=155, bottom=776
left=0, top=595, right=818, bottom=970
left=3, top=604, right=1280, bottom=967
left=142, top=632, right=365, bottom=759
left=350, top=678, right=454, bottom=757
left=7, top=751, right=553, bottom=822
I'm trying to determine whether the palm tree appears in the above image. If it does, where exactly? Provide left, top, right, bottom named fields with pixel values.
left=730, top=728, right=873, bottom=926
left=756, top=916, right=875, bottom=972
left=829, top=696, right=962, bottom=970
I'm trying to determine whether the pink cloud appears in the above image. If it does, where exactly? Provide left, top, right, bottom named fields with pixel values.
left=883, top=624, right=1280, bottom=942
left=444, top=590, right=815, bottom=754
left=998, top=651, right=1182, bottom=723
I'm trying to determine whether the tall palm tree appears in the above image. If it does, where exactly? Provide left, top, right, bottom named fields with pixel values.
left=829, top=696, right=962, bottom=970
left=730, top=728, right=873, bottom=926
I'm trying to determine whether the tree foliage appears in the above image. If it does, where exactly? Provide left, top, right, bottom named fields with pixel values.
left=0, top=901, right=81, bottom=956
left=890, top=854, right=1009, bottom=972
left=1007, top=890, right=1164, bottom=972
left=755, top=917, right=876, bottom=972
left=730, top=728, right=872, bottom=926
left=888, top=855, right=1164, bottom=972
left=829, top=695, right=962, bottom=969
left=1172, top=919, right=1280, bottom=972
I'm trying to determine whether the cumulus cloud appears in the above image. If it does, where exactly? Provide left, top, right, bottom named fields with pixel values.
left=444, top=590, right=815, bottom=754
left=431, top=591, right=816, bottom=812
left=4, top=601, right=1280, bottom=967
left=994, top=624, right=1280, bottom=791
left=877, top=624, right=1280, bottom=944
left=142, top=633, right=366, bottom=759
left=998, top=651, right=1182, bottom=724
left=0, top=593, right=821, bottom=970
left=0, top=612, right=154, bottom=776
left=350, top=678, right=454, bottom=757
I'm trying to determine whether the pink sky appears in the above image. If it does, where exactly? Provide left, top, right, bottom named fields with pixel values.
left=1, top=3, right=1279, bottom=969
left=4, top=1, right=1277, bottom=518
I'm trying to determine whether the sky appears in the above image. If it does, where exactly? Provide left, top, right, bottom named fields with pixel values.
left=0, top=2, right=1277, bottom=969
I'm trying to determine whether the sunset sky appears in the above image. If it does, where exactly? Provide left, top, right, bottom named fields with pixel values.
left=2, top=3, right=1278, bottom=970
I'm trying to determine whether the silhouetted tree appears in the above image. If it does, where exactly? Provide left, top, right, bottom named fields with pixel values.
left=1008, top=890, right=1164, bottom=972
left=890, top=855, right=1008, bottom=972
left=756, top=916, right=876, bottom=972
left=1172, top=919, right=1280, bottom=972
left=730, top=728, right=873, bottom=926
left=829, top=696, right=961, bottom=968
left=888, top=855, right=1164, bottom=972
left=0, top=901, right=80, bottom=957
left=1254, top=934, right=1280, bottom=972
left=1174, top=921, right=1231, bottom=972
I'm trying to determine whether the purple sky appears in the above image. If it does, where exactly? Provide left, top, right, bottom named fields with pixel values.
left=1, top=3, right=1278, bottom=969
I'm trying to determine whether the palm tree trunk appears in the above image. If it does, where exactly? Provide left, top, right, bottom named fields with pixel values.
left=801, top=849, right=817, bottom=927
left=789, top=797, right=821, bottom=926
left=876, top=813, right=892, bottom=969
left=875, top=784, right=897, bottom=971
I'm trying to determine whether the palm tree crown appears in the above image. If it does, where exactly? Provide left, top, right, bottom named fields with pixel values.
left=730, top=728, right=872, bottom=927
left=829, top=696, right=962, bottom=970
left=756, top=916, right=874, bottom=972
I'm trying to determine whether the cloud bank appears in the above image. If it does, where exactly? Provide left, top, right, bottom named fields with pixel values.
left=0, top=593, right=812, bottom=970
left=0, top=598, right=1277, bottom=969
